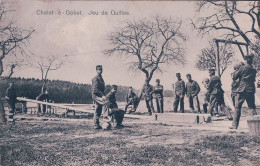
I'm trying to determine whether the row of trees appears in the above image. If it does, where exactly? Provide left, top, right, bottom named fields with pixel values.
left=0, top=77, right=174, bottom=103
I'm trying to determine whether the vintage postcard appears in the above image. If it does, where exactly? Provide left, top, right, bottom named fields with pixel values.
left=0, top=0, right=260, bottom=165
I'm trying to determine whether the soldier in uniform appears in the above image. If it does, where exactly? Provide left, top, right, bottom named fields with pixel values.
left=124, top=87, right=138, bottom=113
left=231, top=62, right=244, bottom=107
left=230, top=54, right=257, bottom=129
left=173, top=73, right=185, bottom=113
left=208, top=68, right=233, bottom=120
left=106, top=85, right=125, bottom=128
left=5, top=81, right=17, bottom=115
left=152, top=79, right=164, bottom=113
left=186, top=74, right=201, bottom=113
left=141, top=79, right=154, bottom=115
left=92, top=65, right=106, bottom=129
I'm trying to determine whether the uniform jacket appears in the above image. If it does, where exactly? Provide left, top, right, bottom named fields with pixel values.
left=142, top=84, right=153, bottom=101
left=92, top=74, right=105, bottom=98
left=5, top=87, right=17, bottom=102
left=174, top=79, right=185, bottom=96
left=152, top=85, right=164, bottom=98
left=232, top=64, right=257, bottom=93
left=106, top=90, right=118, bottom=109
left=208, top=75, right=224, bottom=95
left=125, top=92, right=137, bottom=103
left=186, top=80, right=200, bottom=97
left=231, top=79, right=240, bottom=94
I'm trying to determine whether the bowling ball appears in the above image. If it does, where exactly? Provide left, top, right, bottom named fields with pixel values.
left=101, top=122, right=112, bottom=130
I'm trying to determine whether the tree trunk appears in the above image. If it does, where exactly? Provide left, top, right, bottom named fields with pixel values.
left=0, top=100, right=6, bottom=124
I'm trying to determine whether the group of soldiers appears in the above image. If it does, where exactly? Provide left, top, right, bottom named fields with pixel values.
left=3, top=53, right=257, bottom=130
left=91, top=53, right=257, bottom=130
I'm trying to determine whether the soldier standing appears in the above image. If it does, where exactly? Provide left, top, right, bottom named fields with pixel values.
left=152, top=79, right=164, bottom=113
left=5, top=81, right=17, bottom=116
left=186, top=74, right=201, bottom=113
left=141, top=79, right=154, bottom=115
left=92, top=65, right=106, bottom=129
left=230, top=54, right=257, bottom=129
left=124, top=87, right=138, bottom=113
left=173, top=73, right=185, bottom=113
left=208, top=68, right=233, bottom=120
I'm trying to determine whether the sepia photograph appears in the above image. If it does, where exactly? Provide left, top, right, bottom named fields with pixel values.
left=0, top=0, right=260, bottom=165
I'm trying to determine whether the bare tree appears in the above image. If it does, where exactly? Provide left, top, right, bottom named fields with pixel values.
left=191, top=1, right=260, bottom=56
left=195, top=42, right=235, bottom=77
left=27, top=55, right=64, bottom=90
left=0, top=2, right=34, bottom=79
left=0, top=2, right=34, bottom=124
left=105, top=16, right=186, bottom=84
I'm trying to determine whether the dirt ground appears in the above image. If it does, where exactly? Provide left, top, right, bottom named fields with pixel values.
left=1, top=106, right=260, bottom=166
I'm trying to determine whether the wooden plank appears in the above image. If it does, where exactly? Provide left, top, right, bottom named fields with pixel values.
left=16, top=97, right=147, bottom=119
left=17, top=97, right=95, bottom=114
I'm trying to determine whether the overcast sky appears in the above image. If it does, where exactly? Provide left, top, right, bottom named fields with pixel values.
left=6, top=0, right=248, bottom=91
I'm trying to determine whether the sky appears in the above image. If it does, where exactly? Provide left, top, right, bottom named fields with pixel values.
left=4, top=0, right=249, bottom=91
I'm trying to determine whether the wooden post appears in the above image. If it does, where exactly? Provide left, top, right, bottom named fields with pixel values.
left=215, top=41, right=220, bottom=77
left=22, top=102, right=27, bottom=113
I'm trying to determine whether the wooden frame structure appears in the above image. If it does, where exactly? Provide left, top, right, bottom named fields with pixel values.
left=214, top=39, right=248, bottom=77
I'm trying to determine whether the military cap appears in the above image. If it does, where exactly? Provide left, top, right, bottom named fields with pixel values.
left=233, top=61, right=244, bottom=70
left=129, top=86, right=133, bottom=89
left=186, top=73, right=191, bottom=77
left=244, top=53, right=254, bottom=59
left=96, top=65, right=102, bottom=70
left=112, top=85, right=118, bottom=89
left=156, top=79, right=160, bottom=82
left=176, top=73, right=181, bottom=76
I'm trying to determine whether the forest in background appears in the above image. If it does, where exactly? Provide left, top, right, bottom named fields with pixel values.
left=0, top=77, right=173, bottom=104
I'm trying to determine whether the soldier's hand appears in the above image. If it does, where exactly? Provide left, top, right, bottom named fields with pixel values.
left=102, top=96, right=106, bottom=102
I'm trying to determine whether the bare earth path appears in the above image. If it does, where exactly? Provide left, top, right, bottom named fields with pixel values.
left=1, top=110, right=260, bottom=166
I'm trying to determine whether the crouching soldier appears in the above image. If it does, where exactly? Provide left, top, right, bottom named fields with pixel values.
left=106, top=85, right=125, bottom=128
left=124, top=87, right=138, bottom=113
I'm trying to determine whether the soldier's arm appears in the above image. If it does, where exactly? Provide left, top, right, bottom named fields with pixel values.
left=106, top=90, right=113, bottom=98
left=207, top=79, right=214, bottom=93
left=195, top=81, right=200, bottom=95
left=182, top=81, right=186, bottom=95
left=253, top=69, right=257, bottom=82
left=232, top=69, right=241, bottom=81
left=5, top=88, right=10, bottom=99
left=161, top=85, right=164, bottom=92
